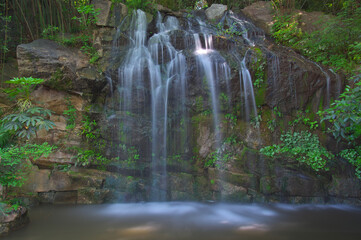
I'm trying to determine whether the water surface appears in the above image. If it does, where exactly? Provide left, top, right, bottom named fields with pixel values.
left=4, top=202, right=361, bottom=240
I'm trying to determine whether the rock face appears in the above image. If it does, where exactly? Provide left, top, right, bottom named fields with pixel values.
left=205, top=4, right=227, bottom=20
left=0, top=207, right=29, bottom=236
left=93, top=0, right=128, bottom=27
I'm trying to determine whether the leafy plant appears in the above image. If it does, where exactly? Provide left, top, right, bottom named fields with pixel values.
left=41, top=25, right=60, bottom=41
left=252, top=48, right=266, bottom=88
left=120, top=144, right=140, bottom=168
left=72, top=4, right=99, bottom=29
left=63, top=97, right=77, bottom=130
left=272, top=1, right=361, bottom=72
left=1, top=77, right=55, bottom=139
left=0, top=143, right=54, bottom=198
left=215, top=22, right=245, bottom=40
left=319, top=80, right=361, bottom=143
left=272, top=14, right=303, bottom=47
left=2, top=106, right=54, bottom=139
left=250, top=114, right=262, bottom=128
left=72, top=147, right=110, bottom=167
left=260, top=131, right=333, bottom=172
left=205, top=149, right=232, bottom=170
left=81, top=115, right=98, bottom=141
left=318, top=77, right=361, bottom=178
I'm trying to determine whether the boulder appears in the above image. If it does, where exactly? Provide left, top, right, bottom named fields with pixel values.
left=242, top=1, right=274, bottom=35
left=17, top=39, right=88, bottom=80
left=0, top=206, right=29, bottom=236
left=205, top=4, right=227, bottom=21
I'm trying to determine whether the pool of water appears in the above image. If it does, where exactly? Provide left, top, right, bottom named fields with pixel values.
left=4, top=202, right=361, bottom=240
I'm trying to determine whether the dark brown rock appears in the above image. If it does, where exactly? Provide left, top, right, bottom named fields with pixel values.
left=0, top=207, right=29, bottom=236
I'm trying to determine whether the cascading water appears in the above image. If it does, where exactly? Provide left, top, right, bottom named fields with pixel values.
left=239, top=52, right=258, bottom=122
left=315, top=63, right=331, bottom=107
left=106, top=7, right=338, bottom=201
left=110, top=10, right=188, bottom=201
left=108, top=9, right=263, bottom=199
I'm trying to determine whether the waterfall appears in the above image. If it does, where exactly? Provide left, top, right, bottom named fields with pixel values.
left=315, top=63, right=331, bottom=107
left=112, top=10, right=188, bottom=201
left=109, top=9, right=265, bottom=200
left=240, top=53, right=258, bottom=122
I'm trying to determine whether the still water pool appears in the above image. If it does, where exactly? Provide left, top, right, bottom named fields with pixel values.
left=4, top=202, right=361, bottom=240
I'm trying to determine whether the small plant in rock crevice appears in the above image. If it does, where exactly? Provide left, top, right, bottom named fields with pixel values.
left=252, top=48, right=266, bottom=89
left=63, top=97, right=77, bottom=130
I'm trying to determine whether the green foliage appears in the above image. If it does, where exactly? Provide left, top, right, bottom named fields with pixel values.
left=224, top=113, right=237, bottom=127
left=2, top=107, right=55, bottom=139
left=204, top=149, right=232, bottom=169
left=125, top=0, right=152, bottom=11
left=72, top=113, right=113, bottom=168
left=271, top=14, right=303, bottom=46
left=63, top=97, right=77, bottom=130
left=0, top=143, right=54, bottom=191
left=319, top=80, right=361, bottom=142
left=81, top=115, right=98, bottom=141
left=260, top=131, right=333, bottom=172
left=250, top=114, right=262, bottom=128
left=267, top=119, right=277, bottom=132
left=1, top=77, right=55, bottom=139
left=194, top=96, right=204, bottom=112
left=272, top=1, right=361, bottom=72
left=319, top=77, right=361, bottom=178
left=4, top=77, right=44, bottom=102
left=289, top=110, right=318, bottom=130
left=72, top=147, right=110, bottom=167
left=340, top=147, right=361, bottom=179
left=41, top=25, right=60, bottom=40
left=119, top=144, right=140, bottom=168
left=252, top=48, right=266, bottom=88
left=215, top=22, right=244, bottom=40
left=0, top=3, right=11, bottom=65
left=72, top=4, right=99, bottom=29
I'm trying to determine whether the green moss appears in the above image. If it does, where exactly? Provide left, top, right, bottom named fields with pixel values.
left=46, top=68, right=74, bottom=91
left=255, top=83, right=267, bottom=106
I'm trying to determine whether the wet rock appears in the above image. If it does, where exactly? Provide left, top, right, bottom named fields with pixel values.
left=0, top=206, right=29, bottom=236
left=328, top=177, right=361, bottom=198
left=156, top=4, right=184, bottom=18
left=205, top=4, right=227, bottom=21
left=77, top=188, right=110, bottom=204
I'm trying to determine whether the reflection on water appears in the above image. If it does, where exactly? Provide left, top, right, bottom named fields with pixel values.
left=3, top=202, right=361, bottom=240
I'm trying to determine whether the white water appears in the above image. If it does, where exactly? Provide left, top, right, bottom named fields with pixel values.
left=240, top=53, right=258, bottom=122
left=113, top=11, right=188, bottom=201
